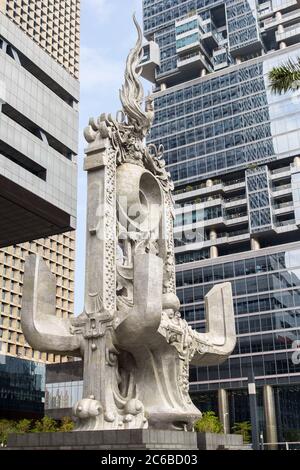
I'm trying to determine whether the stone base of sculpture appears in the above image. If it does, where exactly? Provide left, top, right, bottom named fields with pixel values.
left=7, top=430, right=197, bottom=450
left=7, top=430, right=244, bottom=450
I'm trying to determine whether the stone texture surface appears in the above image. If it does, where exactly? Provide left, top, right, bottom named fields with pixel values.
left=8, top=430, right=198, bottom=450
left=8, top=431, right=244, bottom=450
left=197, top=433, right=244, bottom=451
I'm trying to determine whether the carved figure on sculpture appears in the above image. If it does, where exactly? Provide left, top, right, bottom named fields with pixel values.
left=21, top=17, right=236, bottom=432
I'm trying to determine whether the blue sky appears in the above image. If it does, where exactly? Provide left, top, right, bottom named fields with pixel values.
left=75, top=0, right=147, bottom=313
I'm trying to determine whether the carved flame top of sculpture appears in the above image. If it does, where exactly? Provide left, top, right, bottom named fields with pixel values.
left=120, top=15, right=154, bottom=138
left=20, top=17, right=236, bottom=434
left=84, top=15, right=173, bottom=193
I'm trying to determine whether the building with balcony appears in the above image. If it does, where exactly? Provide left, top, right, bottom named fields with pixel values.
left=0, top=0, right=79, bottom=419
left=142, top=0, right=300, bottom=443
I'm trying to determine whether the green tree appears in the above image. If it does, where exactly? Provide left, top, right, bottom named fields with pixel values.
left=194, top=411, right=223, bottom=434
left=268, top=57, right=300, bottom=95
left=59, top=417, right=74, bottom=432
left=0, top=419, right=16, bottom=446
left=232, top=421, right=252, bottom=443
left=32, top=416, right=58, bottom=433
left=15, top=419, right=32, bottom=434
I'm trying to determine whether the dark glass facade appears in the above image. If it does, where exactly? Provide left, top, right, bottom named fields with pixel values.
left=149, top=63, right=275, bottom=184
left=182, top=247, right=300, bottom=389
left=0, top=354, right=45, bottom=419
left=142, top=0, right=300, bottom=441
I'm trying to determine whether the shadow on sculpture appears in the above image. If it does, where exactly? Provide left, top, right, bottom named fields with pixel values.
left=21, top=17, right=236, bottom=433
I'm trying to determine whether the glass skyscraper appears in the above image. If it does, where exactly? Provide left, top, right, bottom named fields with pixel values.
left=0, top=354, right=45, bottom=419
left=142, top=0, right=300, bottom=444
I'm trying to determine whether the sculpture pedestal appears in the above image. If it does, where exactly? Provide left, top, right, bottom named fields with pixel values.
left=7, top=430, right=198, bottom=450
left=7, top=430, right=244, bottom=450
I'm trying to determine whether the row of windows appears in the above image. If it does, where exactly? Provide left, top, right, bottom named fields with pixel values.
left=150, top=107, right=270, bottom=144
left=160, top=120, right=272, bottom=153
left=153, top=91, right=268, bottom=130
left=184, top=295, right=300, bottom=323
left=1, top=254, right=74, bottom=276
left=176, top=251, right=300, bottom=285
left=190, top=352, right=300, bottom=386
left=176, top=32, right=200, bottom=49
left=175, top=205, right=222, bottom=227
left=247, top=171, right=269, bottom=192
left=249, top=190, right=270, bottom=210
left=237, top=312, right=300, bottom=335
left=186, top=309, right=300, bottom=333
left=179, top=283, right=300, bottom=307
left=175, top=248, right=210, bottom=265
left=155, top=94, right=268, bottom=135
left=227, top=16, right=257, bottom=34
left=234, top=294, right=300, bottom=317
left=0, top=315, right=21, bottom=327
left=226, top=0, right=252, bottom=20
left=175, top=19, right=198, bottom=36
left=6, top=0, right=80, bottom=77
left=229, top=27, right=260, bottom=50
left=157, top=55, right=178, bottom=75
left=165, top=137, right=273, bottom=168
left=45, top=381, right=83, bottom=410
left=144, top=0, right=223, bottom=32
left=0, top=354, right=45, bottom=389
left=234, top=329, right=300, bottom=355
left=153, top=64, right=263, bottom=110
left=250, top=209, right=272, bottom=230
left=1, top=243, right=74, bottom=258
left=168, top=139, right=274, bottom=182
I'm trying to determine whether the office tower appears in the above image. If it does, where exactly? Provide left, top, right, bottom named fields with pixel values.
left=0, top=0, right=79, bottom=418
left=1, top=0, right=79, bottom=78
left=142, top=0, right=300, bottom=443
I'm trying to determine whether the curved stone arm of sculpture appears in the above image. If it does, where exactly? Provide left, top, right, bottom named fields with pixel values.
left=190, top=283, right=236, bottom=367
left=21, top=254, right=81, bottom=355
left=115, top=253, right=163, bottom=346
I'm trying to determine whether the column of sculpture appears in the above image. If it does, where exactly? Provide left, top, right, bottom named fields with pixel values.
left=20, top=17, right=236, bottom=432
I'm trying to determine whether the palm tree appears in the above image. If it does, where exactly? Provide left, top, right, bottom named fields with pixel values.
left=268, top=57, right=300, bottom=95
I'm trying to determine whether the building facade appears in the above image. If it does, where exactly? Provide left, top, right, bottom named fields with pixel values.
left=0, top=0, right=80, bottom=78
left=0, top=0, right=79, bottom=418
left=142, top=0, right=300, bottom=443
left=45, top=360, right=83, bottom=420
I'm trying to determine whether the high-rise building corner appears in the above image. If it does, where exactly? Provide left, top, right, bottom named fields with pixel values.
left=0, top=0, right=80, bottom=419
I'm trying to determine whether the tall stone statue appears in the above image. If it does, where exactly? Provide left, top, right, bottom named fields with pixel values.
left=21, top=17, right=236, bottom=432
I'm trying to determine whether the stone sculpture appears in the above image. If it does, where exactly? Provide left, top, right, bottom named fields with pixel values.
left=21, top=17, right=236, bottom=432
